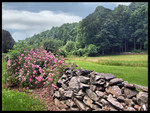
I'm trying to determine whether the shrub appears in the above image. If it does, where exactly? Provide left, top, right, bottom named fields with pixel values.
left=5, top=47, right=75, bottom=89
left=87, top=44, right=98, bottom=56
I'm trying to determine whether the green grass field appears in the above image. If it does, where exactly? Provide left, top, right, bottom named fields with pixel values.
left=2, top=62, right=45, bottom=111
left=67, top=54, right=148, bottom=87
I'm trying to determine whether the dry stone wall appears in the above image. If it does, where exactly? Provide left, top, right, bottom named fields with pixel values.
left=53, top=68, right=148, bottom=111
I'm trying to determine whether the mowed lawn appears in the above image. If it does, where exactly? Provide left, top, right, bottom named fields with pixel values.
left=67, top=54, right=148, bottom=87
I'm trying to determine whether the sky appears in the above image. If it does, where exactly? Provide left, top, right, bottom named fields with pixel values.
left=2, top=2, right=131, bottom=42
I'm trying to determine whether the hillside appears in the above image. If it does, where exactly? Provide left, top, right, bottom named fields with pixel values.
left=24, top=2, right=148, bottom=56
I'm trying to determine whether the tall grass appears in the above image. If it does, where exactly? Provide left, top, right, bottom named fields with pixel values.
left=68, top=54, right=148, bottom=67
left=67, top=54, right=148, bottom=87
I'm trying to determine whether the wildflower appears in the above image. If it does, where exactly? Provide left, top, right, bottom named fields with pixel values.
left=21, top=54, right=24, bottom=57
left=57, top=72, right=60, bottom=75
left=24, top=57, right=27, bottom=60
left=29, top=78, right=32, bottom=82
left=59, top=49, right=61, bottom=52
left=58, top=60, right=62, bottom=64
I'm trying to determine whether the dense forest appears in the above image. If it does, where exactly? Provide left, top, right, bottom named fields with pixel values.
left=24, top=2, right=148, bottom=56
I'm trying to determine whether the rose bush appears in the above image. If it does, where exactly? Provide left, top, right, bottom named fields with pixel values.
left=6, top=46, right=75, bottom=89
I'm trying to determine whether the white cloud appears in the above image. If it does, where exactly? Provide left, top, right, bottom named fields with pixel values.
left=114, top=2, right=131, bottom=6
left=2, top=9, right=82, bottom=42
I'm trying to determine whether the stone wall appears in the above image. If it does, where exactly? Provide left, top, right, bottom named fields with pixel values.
left=53, top=68, right=148, bottom=111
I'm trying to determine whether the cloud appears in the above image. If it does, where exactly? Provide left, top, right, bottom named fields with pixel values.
left=2, top=9, right=82, bottom=42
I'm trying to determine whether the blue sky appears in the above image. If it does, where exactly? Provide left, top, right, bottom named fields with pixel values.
left=2, top=2, right=131, bottom=42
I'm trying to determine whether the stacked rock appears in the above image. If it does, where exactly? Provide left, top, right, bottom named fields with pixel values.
left=53, top=68, right=148, bottom=111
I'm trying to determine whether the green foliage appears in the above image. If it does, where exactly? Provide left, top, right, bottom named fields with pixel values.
left=64, top=41, right=76, bottom=53
left=87, top=44, right=98, bottom=56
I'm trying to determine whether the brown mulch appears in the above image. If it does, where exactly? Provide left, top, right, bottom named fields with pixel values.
left=30, top=87, right=60, bottom=111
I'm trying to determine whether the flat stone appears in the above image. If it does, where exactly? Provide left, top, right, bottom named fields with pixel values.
left=100, top=73, right=116, bottom=80
left=83, top=95, right=93, bottom=108
left=65, top=99, right=75, bottom=107
left=90, top=85, right=96, bottom=92
left=78, top=76, right=90, bottom=83
left=136, top=91, right=148, bottom=106
left=80, top=83, right=90, bottom=89
left=73, top=98, right=90, bottom=111
left=69, top=76, right=80, bottom=92
left=99, top=98, right=109, bottom=106
left=93, top=79, right=105, bottom=85
left=117, top=96, right=125, bottom=102
left=95, top=74, right=105, bottom=81
left=86, top=89, right=99, bottom=101
left=106, top=86, right=122, bottom=97
left=124, top=88, right=138, bottom=99
left=53, top=91, right=61, bottom=98
left=124, top=98, right=134, bottom=107
left=95, top=91, right=104, bottom=98
left=64, top=90, right=73, bottom=98
left=107, top=94, right=124, bottom=110
left=109, top=78, right=123, bottom=86
left=124, top=84, right=136, bottom=90
left=134, top=84, right=148, bottom=92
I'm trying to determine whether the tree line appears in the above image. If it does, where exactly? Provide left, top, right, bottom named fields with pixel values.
left=24, top=2, right=148, bottom=56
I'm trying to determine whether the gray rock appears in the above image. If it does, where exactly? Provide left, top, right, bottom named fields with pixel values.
left=83, top=95, right=93, bottom=108
left=74, top=89, right=85, bottom=100
left=101, top=73, right=116, bottom=80
left=93, top=79, right=105, bottom=85
left=79, top=83, right=90, bottom=89
left=95, top=91, right=104, bottom=98
left=69, top=76, right=80, bottom=92
left=134, top=84, right=148, bottom=92
left=124, top=88, right=138, bottom=99
left=95, top=74, right=105, bottom=81
left=99, top=98, right=109, bottom=106
left=70, top=107, right=80, bottom=111
left=107, top=94, right=124, bottom=110
left=125, top=107, right=136, bottom=111
left=136, top=91, right=148, bottom=107
left=73, top=98, right=90, bottom=111
left=109, top=78, right=124, bottom=86
left=65, top=99, right=75, bottom=107
left=106, top=86, right=122, bottom=97
left=90, top=85, right=96, bottom=92
left=117, top=96, right=125, bottom=102
left=64, top=90, right=73, bottom=98
left=58, top=88, right=65, bottom=95
left=124, top=98, right=134, bottom=107
left=124, top=83, right=135, bottom=90
left=53, top=91, right=61, bottom=98
left=86, top=89, right=99, bottom=101
left=54, top=98, right=68, bottom=109
left=78, top=76, right=90, bottom=83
